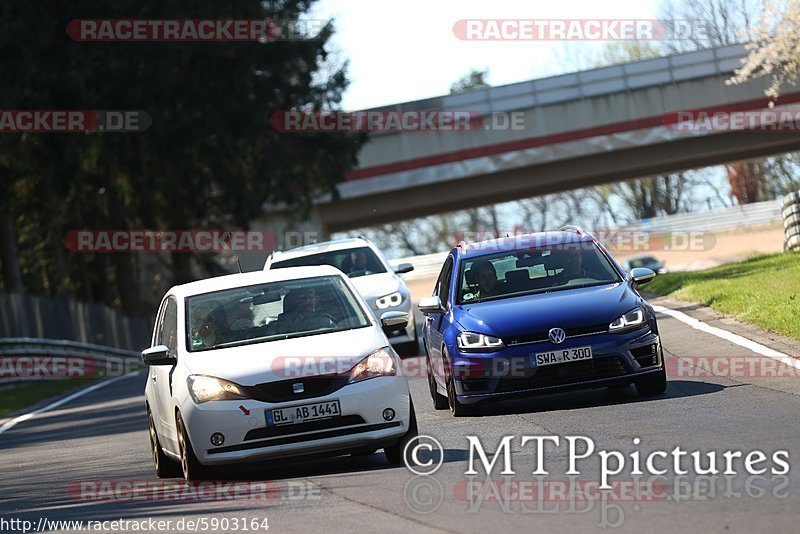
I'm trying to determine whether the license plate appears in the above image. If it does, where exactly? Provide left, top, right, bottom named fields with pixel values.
left=532, top=345, right=593, bottom=367
left=266, top=400, right=341, bottom=426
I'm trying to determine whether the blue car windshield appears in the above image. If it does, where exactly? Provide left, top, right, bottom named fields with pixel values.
left=457, top=244, right=622, bottom=304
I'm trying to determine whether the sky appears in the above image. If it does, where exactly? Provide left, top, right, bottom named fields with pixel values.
left=311, top=0, right=662, bottom=110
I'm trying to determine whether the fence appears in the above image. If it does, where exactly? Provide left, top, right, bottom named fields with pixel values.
left=0, top=292, right=152, bottom=352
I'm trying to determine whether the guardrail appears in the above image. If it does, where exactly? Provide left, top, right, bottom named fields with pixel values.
left=0, top=337, right=143, bottom=384
left=783, top=191, right=800, bottom=251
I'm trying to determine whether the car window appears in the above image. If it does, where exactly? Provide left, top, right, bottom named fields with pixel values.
left=185, top=275, right=372, bottom=352
left=271, top=246, right=387, bottom=278
left=159, top=298, right=178, bottom=354
left=433, top=255, right=454, bottom=304
left=458, top=243, right=621, bottom=304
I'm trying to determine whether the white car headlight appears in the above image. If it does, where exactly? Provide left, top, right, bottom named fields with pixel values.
left=457, top=332, right=504, bottom=351
left=374, top=291, right=403, bottom=310
left=609, top=308, right=646, bottom=332
left=187, top=375, right=249, bottom=404
left=348, top=347, right=396, bottom=383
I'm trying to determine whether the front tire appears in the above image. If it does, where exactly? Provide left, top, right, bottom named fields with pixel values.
left=444, top=349, right=480, bottom=417
left=148, top=407, right=181, bottom=478
left=176, top=412, right=213, bottom=480
left=635, top=366, right=667, bottom=396
left=384, top=399, right=418, bottom=464
left=427, top=355, right=448, bottom=410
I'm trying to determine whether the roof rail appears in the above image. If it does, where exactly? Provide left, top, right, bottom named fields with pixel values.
left=560, top=225, right=586, bottom=235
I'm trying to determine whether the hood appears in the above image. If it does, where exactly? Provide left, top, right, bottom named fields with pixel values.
left=183, top=325, right=387, bottom=386
left=349, top=272, right=401, bottom=299
left=454, top=282, right=638, bottom=338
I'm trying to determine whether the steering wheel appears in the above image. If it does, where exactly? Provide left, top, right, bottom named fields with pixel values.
left=302, top=313, right=338, bottom=330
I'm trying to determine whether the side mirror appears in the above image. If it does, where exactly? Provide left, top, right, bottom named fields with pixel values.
left=630, top=267, right=656, bottom=286
left=418, top=296, right=445, bottom=314
left=380, top=311, right=409, bottom=333
left=394, top=262, right=414, bottom=275
left=141, top=345, right=177, bottom=366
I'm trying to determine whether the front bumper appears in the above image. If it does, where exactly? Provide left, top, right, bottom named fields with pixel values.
left=449, top=328, right=663, bottom=405
left=180, top=375, right=411, bottom=465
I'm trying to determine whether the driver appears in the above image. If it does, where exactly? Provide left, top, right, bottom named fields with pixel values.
left=548, top=249, right=586, bottom=286
left=474, top=259, right=498, bottom=298
left=192, top=304, right=219, bottom=349
left=273, top=287, right=318, bottom=333
left=350, top=251, right=367, bottom=272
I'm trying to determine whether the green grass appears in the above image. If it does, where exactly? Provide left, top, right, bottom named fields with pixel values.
left=0, top=379, right=92, bottom=418
left=645, top=252, right=800, bottom=339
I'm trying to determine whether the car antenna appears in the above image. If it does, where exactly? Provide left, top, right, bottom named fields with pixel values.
left=224, top=231, right=243, bottom=273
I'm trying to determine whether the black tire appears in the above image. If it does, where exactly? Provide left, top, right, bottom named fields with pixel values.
left=395, top=324, right=420, bottom=357
left=783, top=212, right=800, bottom=230
left=176, top=412, right=213, bottom=480
left=782, top=202, right=800, bottom=220
left=443, top=349, right=480, bottom=417
left=384, top=399, right=418, bottom=464
left=781, top=191, right=800, bottom=211
left=786, top=234, right=800, bottom=251
left=148, top=407, right=181, bottom=478
left=635, top=366, right=667, bottom=396
left=427, top=355, right=449, bottom=410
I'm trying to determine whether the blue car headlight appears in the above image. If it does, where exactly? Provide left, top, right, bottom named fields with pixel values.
left=458, top=332, right=505, bottom=352
left=609, top=308, right=646, bottom=332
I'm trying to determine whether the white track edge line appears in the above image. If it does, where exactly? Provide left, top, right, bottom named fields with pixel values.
left=0, top=371, right=140, bottom=436
left=652, top=305, right=800, bottom=370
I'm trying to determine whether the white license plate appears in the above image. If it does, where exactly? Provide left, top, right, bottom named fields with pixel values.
left=267, top=400, right=341, bottom=426
left=533, top=345, right=593, bottom=367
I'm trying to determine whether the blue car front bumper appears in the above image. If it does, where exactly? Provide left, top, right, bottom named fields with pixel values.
left=448, top=328, right=663, bottom=405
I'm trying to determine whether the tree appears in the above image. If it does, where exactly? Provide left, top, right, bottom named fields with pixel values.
left=0, top=0, right=363, bottom=313
left=727, top=0, right=800, bottom=100
left=659, top=0, right=761, bottom=53
left=450, top=68, right=490, bottom=94
left=727, top=160, right=767, bottom=204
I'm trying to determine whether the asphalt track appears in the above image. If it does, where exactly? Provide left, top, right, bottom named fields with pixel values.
left=1, top=298, right=799, bottom=533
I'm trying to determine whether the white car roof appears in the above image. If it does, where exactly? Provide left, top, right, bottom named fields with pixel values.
left=268, top=237, right=373, bottom=265
left=167, top=265, right=344, bottom=299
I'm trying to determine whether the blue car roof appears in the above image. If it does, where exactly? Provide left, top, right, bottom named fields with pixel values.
left=452, top=231, right=597, bottom=260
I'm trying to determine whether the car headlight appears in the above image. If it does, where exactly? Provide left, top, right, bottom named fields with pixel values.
left=457, top=331, right=505, bottom=351
left=187, top=375, right=249, bottom=404
left=348, top=347, right=396, bottom=383
left=374, top=291, right=403, bottom=310
left=609, top=308, right=646, bottom=332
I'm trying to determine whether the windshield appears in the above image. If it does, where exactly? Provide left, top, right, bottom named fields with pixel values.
left=185, top=275, right=371, bottom=352
left=271, top=246, right=387, bottom=278
left=457, top=243, right=622, bottom=304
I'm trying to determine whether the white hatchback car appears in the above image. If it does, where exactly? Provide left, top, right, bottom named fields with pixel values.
left=263, top=237, right=418, bottom=356
left=142, top=266, right=417, bottom=480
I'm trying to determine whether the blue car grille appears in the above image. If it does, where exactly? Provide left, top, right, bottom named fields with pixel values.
left=504, top=323, right=609, bottom=346
left=495, top=355, right=628, bottom=392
